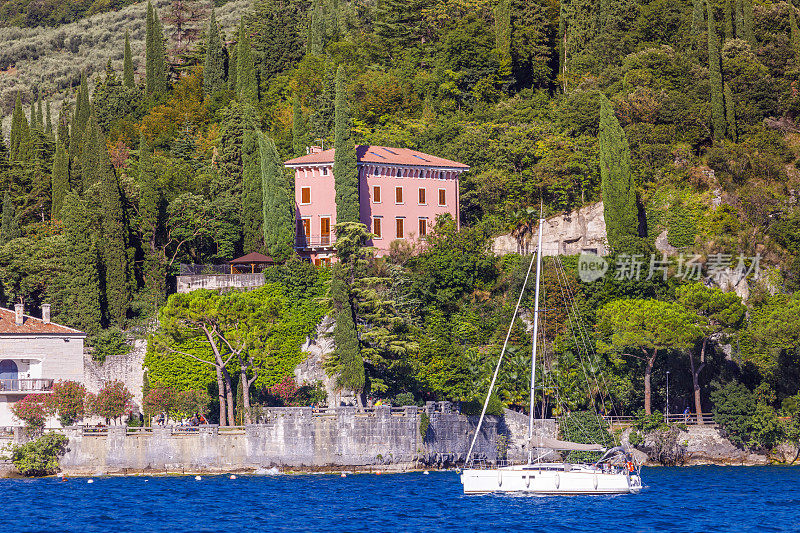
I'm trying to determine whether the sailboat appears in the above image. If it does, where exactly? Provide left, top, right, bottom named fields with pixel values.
left=460, top=218, right=643, bottom=495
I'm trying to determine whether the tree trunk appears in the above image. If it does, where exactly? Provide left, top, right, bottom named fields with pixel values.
left=240, top=367, right=252, bottom=425
left=215, top=366, right=226, bottom=425
left=644, top=348, right=657, bottom=415
left=222, top=366, right=235, bottom=426
left=689, top=339, right=707, bottom=424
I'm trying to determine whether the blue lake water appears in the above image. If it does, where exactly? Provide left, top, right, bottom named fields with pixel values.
left=1, top=466, right=798, bottom=532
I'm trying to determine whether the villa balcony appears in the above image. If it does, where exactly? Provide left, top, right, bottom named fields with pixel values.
left=295, top=235, right=334, bottom=250
left=0, top=378, right=54, bottom=394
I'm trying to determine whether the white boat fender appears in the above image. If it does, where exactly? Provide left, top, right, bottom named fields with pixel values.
left=593, top=475, right=598, bottom=490
left=195, top=475, right=202, bottom=481
left=554, top=473, right=560, bottom=489
left=423, top=471, right=429, bottom=475
left=525, top=475, right=530, bottom=488
left=87, top=479, right=94, bottom=484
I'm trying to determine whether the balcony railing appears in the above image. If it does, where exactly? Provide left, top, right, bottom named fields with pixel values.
left=295, top=235, right=334, bottom=249
left=0, top=378, right=54, bottom=393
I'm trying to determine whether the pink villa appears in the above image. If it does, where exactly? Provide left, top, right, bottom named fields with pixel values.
left=284, top=145, right=469, bottom=264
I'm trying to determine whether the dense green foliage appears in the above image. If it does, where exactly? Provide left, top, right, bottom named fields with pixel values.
left=333, top=65, right=359, bottom=223
left=11, top=433, right=68, bottom=477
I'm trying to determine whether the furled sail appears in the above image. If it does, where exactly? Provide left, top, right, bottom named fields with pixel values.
left=530, top=436, right=605, bottom=452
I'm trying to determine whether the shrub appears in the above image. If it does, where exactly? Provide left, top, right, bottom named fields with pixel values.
left=11, top=432, right=69, bottom=477
left=394, top=392, right=415, bottom=407
left=89, top=327, right=130, bottom=362
left=711, top=380, right=784, bottom=449
left=175, top=389, right=211, bottom=418
left=142, top=386, right=177, bottom=418
left=268, top=375, right=300, bottom=407
left=91, top=381, right=133, bottom=422
left=45, top=380, right=87, bottom=426
left=11, top=394, right=47, bottom=430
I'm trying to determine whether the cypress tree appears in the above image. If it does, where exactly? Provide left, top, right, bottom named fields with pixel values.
left=735, top=0, right=745, bottom=39
left=35, top=97, right=43, bottom=129
left=333, top=65, right=359, bottom=223
left=138, top=135, right=165, bottom=308
left=88, top=114, right=129, bottom=327
left=310, top=0, right=325, bottom=55
left=707, top=1, right=726, bottom=141
left=558, top=3, right=567, bottom=92
left=236, top=21, right=257, bottom=105
left=29, top=101, right=37, bottom=129
left=228, top=42, right=238, bottom=93
left=57, top=100, right=69, bottom=146
left=691, top=0, right=706, bottom=45
left=51, top=141, right=69, bottom=218
left=203, top=9, right=226, bottom=96
left=724, top=0, right=734, bottom=40
left=123, top=30, right=135, bottom=88
left=494, top=0, right=512, bottom=68
left=145, top=0, right=168, bottom=96
left=331, top=265, right=364, bottom=403
left=0, top=192, right=20, bottom=244
left=598, top=95, right=638, bottom=251
left=45, top=101, right=53, bottom=136
left=260, top=132, right=294, bottom=261
left=743, top=0, right=755, bottom=47
left=292, top=95, right=305, bottom=157
left=724, top=82, right=737, bottom=142
left=58, top=191, right=102, bottom=335
left=9, top=93, right=27, bottom=161
left=241, top=108, right=262, bottom=252
left=791, top=3, right=800, bottom=55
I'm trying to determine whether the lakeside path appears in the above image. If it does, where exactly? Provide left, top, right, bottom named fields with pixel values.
left=2, top=466, right=798, bottom=532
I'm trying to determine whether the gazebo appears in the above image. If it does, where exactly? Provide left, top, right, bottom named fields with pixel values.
left=228, top=252, right=275, bottom=274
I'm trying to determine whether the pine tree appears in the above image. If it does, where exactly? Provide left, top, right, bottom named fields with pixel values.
left=743, top=0, right=755, bottom=47
left=146, top=0, right=168, bottom=96
left=791, top=3, right=800, bottom=55
left=724, top=0, right=734, bottom=40
left=735, top=0, right=745, bottom=39
left=691, top=0, right=706, bottom=45
left=45, top=101, right=53, bottom=136
left=241, top=107, right=262, bottom=252
left=707, top=1, right=726, bottom=141
left=0, top=192, right=20, bottom=244
left=123, top=30, right=135, bottom=88
left=260, top=132, right=294, bottom=261
left=724, top=82, right=737, bottom=142
left=203, top=9, right=226, bottom=96
left=292, top=95, right=305, bottom=157
left=235, top=21, right=257, bottom=105
left=51, top=141, right=69, bottom=218
left=58, top=191, right=102, bottom=335
left=598, top=95, right=638, bottom=251
left=88, top=115, right=129, bottom=327
left=333, top=65, right=359, bottom=223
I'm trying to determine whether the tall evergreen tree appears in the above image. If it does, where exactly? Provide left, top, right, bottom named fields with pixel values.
left=791, top=3, right=800, bottom=55
left=558, top=3, right=567, bottom=91
left=146, top=0, right=168, bottom=96
left=138, top=135, right=165, bottom=308
left=724, top=82, right=737, bottom=142
left=58, top=191, right=102, bottom=335
left=691, top=0, right=706, bottom=44
left=51, top=141, right=69, bottom=218
left=333, top=65, right=359, bottom=223
left=228, top=42, right=238, bottom=93
left=494, top=0, right=512, bottom=68
left=724, top=0, right=734, bottom=40
left=0, top=192, right=20, bottom=244
left=241, top=107, right=262, bottom=252
left=310, top=0, right=325, bottom=55
left=598, top=96, right=638, bottom=250
left=330, top=264, right=364, bottom=405
left=57, top=100, right=69, bottom=146
left=29, top=101, right=37, bottom=129
left=743, top=0, right=755, bottom=46
left=45, top=101, right=53, bottom=136
left=735, top=0, right=745, bottom=39
left=35, top=97, right=43, bottom=129
left=88, top=115, right=129, bottom=327
left=203, top=9, right=226, bottom=96
left=292, top=95, right=305, bottom=157
left=707, top=1, right=726, bottom=140
left=9, top=93, right=28, bottom=161
left=260, top=132, right=294, bottom=261
left=123, top=30, right=135, bottom=88
left=235, top=21, right=257, bottom=105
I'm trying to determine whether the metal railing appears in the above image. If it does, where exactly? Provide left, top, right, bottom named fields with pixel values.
left=295, top=235, right=334, bottom=249
left=0, top=379, right=54, bottom=393
left=603, top=413, right=716, bottom=426
left=179, top=264, right=230, bottom=275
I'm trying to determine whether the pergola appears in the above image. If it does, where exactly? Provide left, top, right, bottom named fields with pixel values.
left=228, top=252, right=275, bottom=274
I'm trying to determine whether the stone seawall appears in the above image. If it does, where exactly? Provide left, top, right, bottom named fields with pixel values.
left=56, top=406, right=515, bottom=475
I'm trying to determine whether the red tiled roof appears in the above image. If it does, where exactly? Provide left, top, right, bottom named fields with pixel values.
left=229, top=252, right=275, bottom=264
left=284, top=145, right=469, bottom=169
left=0, top=308, right=86, bottom=336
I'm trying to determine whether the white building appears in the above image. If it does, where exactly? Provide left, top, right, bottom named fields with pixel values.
left=0, top=303, right=86, bottom=427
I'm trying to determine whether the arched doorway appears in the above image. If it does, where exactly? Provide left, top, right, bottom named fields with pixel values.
left=0, top=359, right=18, bottom=381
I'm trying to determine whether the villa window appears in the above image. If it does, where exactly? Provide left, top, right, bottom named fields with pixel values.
left=301, top=187, right=311, bottom=204
left=419, top=218, right=428, bottom=237
left=418, top=188, right=426, bottom=205
left=395, top=186, right=403, bottom=204
left=396, top=218, right=404, bottom=239
left=438, top=188, right=446, bottom=206
left=373, top=186, right=381, bottom=203
left=322, top=167, right=329, bottom=176
left=373, top=217, right=382, bottom=239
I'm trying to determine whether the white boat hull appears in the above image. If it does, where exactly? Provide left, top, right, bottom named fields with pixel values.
left=460, top=464, right=642, bottom=495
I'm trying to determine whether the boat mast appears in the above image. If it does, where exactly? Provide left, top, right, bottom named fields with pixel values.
left=527, top=218, right=544, bottom=464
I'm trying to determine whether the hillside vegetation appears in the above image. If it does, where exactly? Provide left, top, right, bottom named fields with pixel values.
left=0, top=0, right=799, bottom=446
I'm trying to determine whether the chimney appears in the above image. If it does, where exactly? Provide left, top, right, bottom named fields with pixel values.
left=42, top=303, right=51, bottom=325
left=14, top=303, right=23, bottom=326
left=308, top=145, right=323, bottom=154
